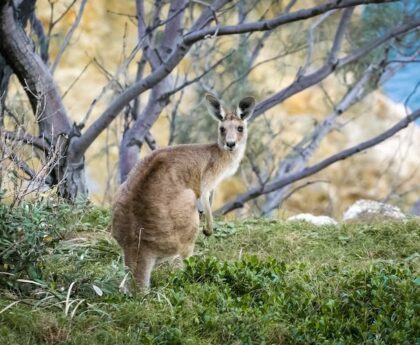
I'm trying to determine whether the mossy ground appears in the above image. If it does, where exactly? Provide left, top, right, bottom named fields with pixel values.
left=0, top=200, right=419, bottom=344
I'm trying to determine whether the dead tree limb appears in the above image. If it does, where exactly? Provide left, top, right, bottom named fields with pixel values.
left=0, top=0, right=88, bottom=200
left=261, top=65, right=375, bottom=215
left=50, top=0, right=87, bottom=74
left=72, top=0, right=396, bottom=159
left=0, top=1, right=71, bottom=139
left=2, top=129, right=50, bottom=152
left=253, top=17, right=420, bottom=118
left=216, top=108, right=420, bottom=215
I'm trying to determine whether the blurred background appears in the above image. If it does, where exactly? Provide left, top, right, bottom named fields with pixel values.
left=1, top=0, right=419, bottom=218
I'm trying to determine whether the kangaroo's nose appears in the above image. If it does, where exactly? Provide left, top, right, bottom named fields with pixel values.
left=226, top=142, right=236, bottom=148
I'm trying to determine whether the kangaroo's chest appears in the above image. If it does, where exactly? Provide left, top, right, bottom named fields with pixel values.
left=202, top=146, right=245, bottom=193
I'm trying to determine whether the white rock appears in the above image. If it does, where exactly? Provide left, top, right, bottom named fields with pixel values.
left=343, top=199, right=405, bottom=222
left=287, top=213, right=338, bottom=226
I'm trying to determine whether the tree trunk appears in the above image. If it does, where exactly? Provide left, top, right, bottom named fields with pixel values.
left=58, top=156, right=89, bottom=200
left=118, top=133, right=140, bottom=183
left=0, top=0, right=35, bottom=117
left=0, top=0, right=88, bottom=201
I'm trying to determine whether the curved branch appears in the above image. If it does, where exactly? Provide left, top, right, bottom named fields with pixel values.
left=261, top=66, right=375, bottom=215
left=327, top=7, right=354, bottom=64
left=73, top=0, right=395, bottom=157
left=0, top=141, right=36, bottom=180
left=0, top=0, right=72, bottom=140
left=2, top=130, right=50, bottom=152
left=253, top=17, right=420, bottom=117
left=157, top=50, right=235, bottom=101
left=184, top=0, right=395, bottom=41
left=216, top=108, right=420, bottom=215
left=50, top=0, right=87, bottom=74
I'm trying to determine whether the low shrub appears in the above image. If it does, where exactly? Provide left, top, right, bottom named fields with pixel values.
left=0, top=202, right=418, bottom=344
left=0, top=200, right=110, bottom=293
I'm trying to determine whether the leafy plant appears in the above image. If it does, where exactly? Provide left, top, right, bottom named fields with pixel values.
left=0, top=202, right=418, bottom=344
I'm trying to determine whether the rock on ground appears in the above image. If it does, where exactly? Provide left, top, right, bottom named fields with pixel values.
left=343, top=199, right=406, bottom=222
left=287, top=213, right=338, bottom=226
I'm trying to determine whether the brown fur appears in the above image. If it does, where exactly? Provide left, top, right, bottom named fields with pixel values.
left=111, top=95, right=255, bottom=288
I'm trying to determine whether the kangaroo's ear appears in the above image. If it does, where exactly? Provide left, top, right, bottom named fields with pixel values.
left=237, top=96, right=256, bottom=121
left=205, top=94, right=225, bottom=121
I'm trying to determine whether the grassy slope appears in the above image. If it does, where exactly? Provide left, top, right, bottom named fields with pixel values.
left=0, top=201, right=419, bottom=345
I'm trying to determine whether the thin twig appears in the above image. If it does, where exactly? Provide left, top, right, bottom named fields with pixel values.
left=217, top=107, right=420, bottom=214
left=51, top=0, right=88, bottom=74
left=62, top=60, right=92, bottom=99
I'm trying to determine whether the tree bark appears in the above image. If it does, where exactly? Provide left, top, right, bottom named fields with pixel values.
left=118, top=0, right=187, bottom=182
left=261, top=69, right=373, bottom=215
left=0, top=0, right=411, bottom=204
left=74, top=0, right=388, bottom=159
left=0, top=0, right=88, bottom=201
left=0, top=0, right=35, bottom=120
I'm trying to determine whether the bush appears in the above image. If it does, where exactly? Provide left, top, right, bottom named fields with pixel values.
left=0, top=200, right=110, bottom=293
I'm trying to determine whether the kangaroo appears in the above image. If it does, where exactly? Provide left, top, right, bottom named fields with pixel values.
left=111, top=94, right=256, bottom=288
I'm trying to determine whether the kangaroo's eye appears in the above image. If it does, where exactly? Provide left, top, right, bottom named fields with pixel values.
left=237, top=126, right=244, bottom=133
left=220, top=127, right=226, bottom=133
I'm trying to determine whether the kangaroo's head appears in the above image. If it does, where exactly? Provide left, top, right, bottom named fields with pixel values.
left=205, top=94, right=256, bottom=152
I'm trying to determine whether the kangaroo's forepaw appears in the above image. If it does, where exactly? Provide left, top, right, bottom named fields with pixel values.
left=203, top=226, right=213, bottom=237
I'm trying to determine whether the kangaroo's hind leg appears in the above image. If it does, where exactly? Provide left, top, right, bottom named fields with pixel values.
left=180, top=223, right=198, bottom=259
left=170, top=188, right=200, bottom=263
left=117, top=227, right=157, bottom=289
left=133, top=244, right=157, bottom=289
left=122, top=240, right=138, bottom=273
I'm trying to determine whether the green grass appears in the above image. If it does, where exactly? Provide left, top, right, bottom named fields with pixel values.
left=0, top=200, right=419, bottom=344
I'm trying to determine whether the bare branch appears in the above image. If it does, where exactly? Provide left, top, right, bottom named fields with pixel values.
left=145, top=132, right=158, bottom=151
left=284, top=0, right=298, bottom=13
left=261, top=66, right=375, bottom=214
left=328, top=7, right=354, bottom=64
left=2, top=129, right=50, bottom=152
left=136, top=0, right=147, bottom=38
left=0, top=1, right=72, bottom=139
left=49, top=0, right=77, bottom=33
left=30, top=13, right=49, bottom=63
left=246, top=152, right=265, bottom=187
left=106, top=10, right=137, bottom=20
left=0, top=140, right=37, bottom=180
left=74, top=0, right=394, bottom=157
left=254, top=17, right=420, bottom=117
left=216, top=108, right=420, bottom=215
left=189, top=0, right=230, bottom=32
left=159, top=0, right=189, bottom=62
left=62, top=59, right=92, bottom=99
left=80, top=45, right=141, bottom=127
left=299, top=10, right=336, bottom=77
left=241, top=0, right=292, bottom=70
left=184, top=0, right=395, bottom=42
left=281, top=179, right=330, bottom=204
left=157, top=49, right=235, bottom=101
left=222, top=43, right=308, bottom=94
left=125, top=82, right=169, bottom=149
left=404, top=81, right=420, bottom=114
left=50, top=0, right=87, bottom=74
